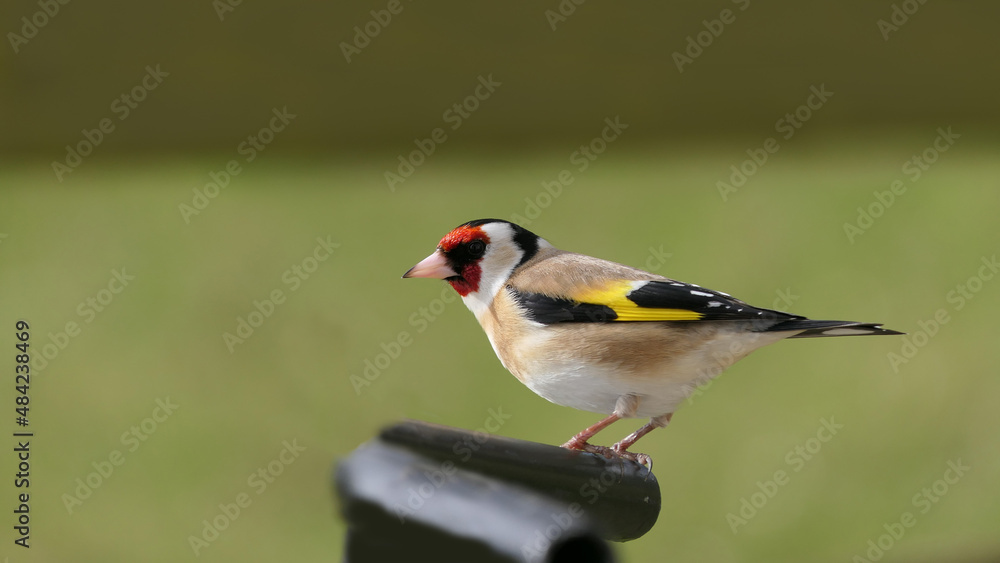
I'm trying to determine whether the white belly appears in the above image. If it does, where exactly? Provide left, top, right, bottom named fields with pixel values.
left=500, top=327, right=788, bottom=418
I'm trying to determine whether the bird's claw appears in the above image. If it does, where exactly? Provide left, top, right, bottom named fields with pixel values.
left=580, top=443, right=617, bottom=458
left=560, top=437, right=590, bottom=450
left=610, top=445, right=652, bottom=471
left=563, top=441, right=652, bottom=471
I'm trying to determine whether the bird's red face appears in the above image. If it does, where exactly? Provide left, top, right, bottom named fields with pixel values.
left=403, top=225, right=491, bottom=296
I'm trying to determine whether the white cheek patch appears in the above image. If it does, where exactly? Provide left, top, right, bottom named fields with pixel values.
left=473, top=225, right=523, bottom=296
left=453, top=222, right=526, bottom=319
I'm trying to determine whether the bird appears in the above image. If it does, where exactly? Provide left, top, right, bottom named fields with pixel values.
left=403, top=218, right=901, bottom=465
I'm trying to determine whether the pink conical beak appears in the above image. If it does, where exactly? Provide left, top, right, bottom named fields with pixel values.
left=402, top=250, right=458, bottom=279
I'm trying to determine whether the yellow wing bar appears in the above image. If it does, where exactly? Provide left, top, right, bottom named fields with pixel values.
left=572, top=280, right=703, bottom=322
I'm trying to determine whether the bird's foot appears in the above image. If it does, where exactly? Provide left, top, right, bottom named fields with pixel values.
left=567, top=441, right=652, bottom=470
left=561, top=439, right=617, bottom=458
left=578, top=443, right=616, bottom=457
left=560, top=436, right=591, bottom=450
left=611, top=442, right=653, bottom=470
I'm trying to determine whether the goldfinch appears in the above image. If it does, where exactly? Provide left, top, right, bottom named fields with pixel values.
left=403, top=219, right=901, bottom=464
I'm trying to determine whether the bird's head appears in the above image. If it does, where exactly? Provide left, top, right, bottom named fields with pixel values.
left=404, top=219, right=546, bottom=310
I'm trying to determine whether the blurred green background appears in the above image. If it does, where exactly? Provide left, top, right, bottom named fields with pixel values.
left=2, top=1, right=999, bottom=562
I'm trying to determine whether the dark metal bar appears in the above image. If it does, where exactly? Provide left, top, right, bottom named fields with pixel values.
left=335, top=420, right=661, bottom=563
left=379, top=420, right=660, bottom=541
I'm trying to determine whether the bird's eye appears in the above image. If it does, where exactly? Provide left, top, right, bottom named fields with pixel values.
left=467, top=240, right=486, bottom=257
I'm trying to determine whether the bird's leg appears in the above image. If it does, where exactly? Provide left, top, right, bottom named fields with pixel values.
left=609, top=413, right=673, bottom=466
left=561, top=395, right=638, bottom=451
left=560, top=413, right=620, bottom=450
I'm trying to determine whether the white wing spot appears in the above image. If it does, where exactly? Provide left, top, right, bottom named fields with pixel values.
left=707, top=301, right=723, bottom=308
left=821, top=328, right=872, bottom=336
left=670, top=282, right=685, bottom=286
left=737, top=308, right=743, bottom=312
left=691, top=290, right=714, bottom=297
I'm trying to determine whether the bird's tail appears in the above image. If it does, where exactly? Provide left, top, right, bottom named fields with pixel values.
left=764, top=319, right=904, bottom=338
